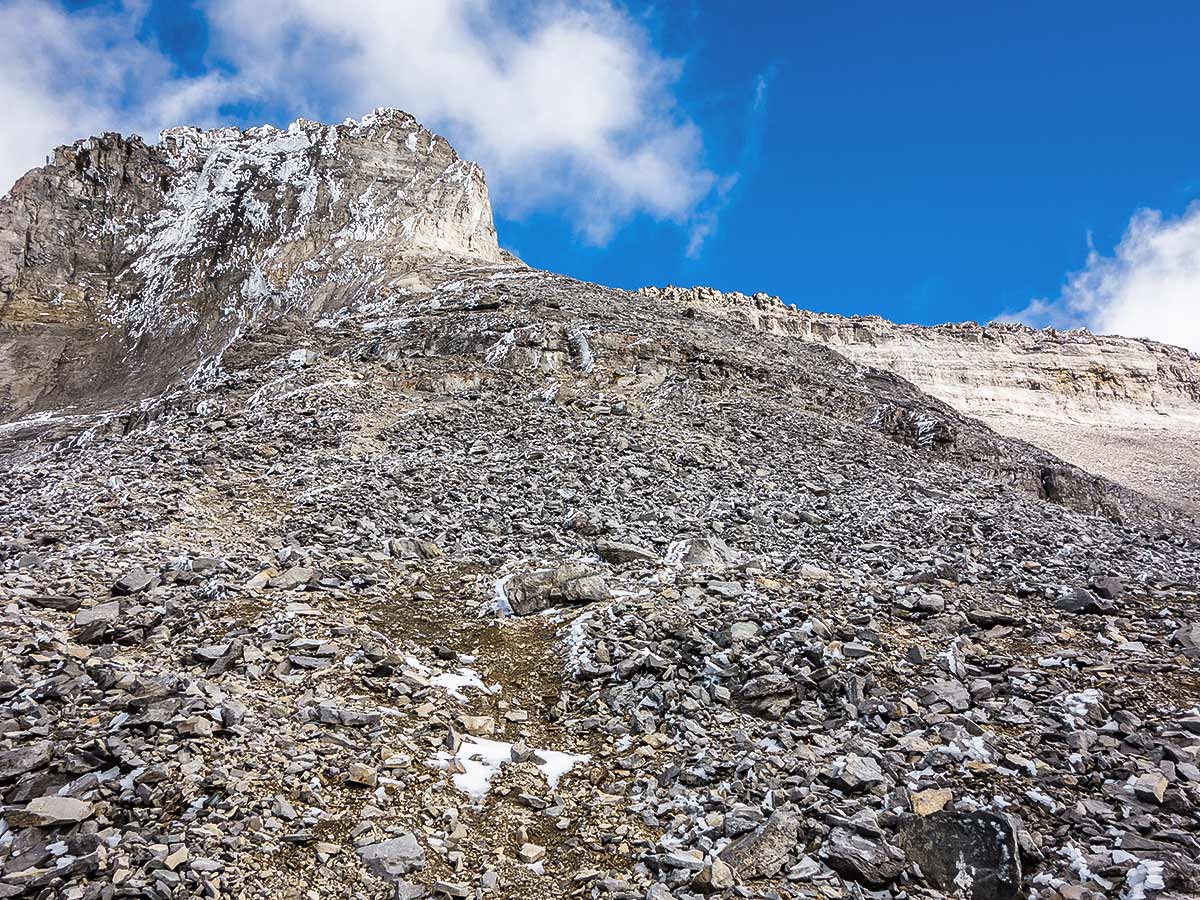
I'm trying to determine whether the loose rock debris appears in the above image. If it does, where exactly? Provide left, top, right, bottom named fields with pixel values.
left=2, top=220, right=1200, bottom=899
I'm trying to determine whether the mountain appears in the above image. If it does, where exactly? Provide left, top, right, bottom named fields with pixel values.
left=1, top=109, right=499, bottom=423
left=1, top=112, right=1198, bottom=900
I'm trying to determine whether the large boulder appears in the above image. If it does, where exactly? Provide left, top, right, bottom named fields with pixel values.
left=897, top=811, right=1022, bottom=900
left=500, top=565, right=611, bottom=616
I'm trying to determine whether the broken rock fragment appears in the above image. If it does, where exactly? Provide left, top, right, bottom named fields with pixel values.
left=718, top=809, right=798, bottom=880
left=111, top=566, right=156, bottom=595
left=820, top=827, right=906, bottom=887
left=9, top=796, right=94, bottom=827
left=0, top=741, right=53, bottom=781
left=357, top=834, right=426, bottom=880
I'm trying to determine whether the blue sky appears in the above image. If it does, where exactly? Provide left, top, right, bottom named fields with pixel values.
left=3, top=0, right=1199, bottom=347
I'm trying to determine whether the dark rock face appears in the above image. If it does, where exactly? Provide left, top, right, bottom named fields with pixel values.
left=897, top=811, right=1022, bottom=900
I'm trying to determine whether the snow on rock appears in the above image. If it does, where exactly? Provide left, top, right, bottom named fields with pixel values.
left=0, top=108, right=503, bottom=422
left=429, top=668, right=495, bottom=701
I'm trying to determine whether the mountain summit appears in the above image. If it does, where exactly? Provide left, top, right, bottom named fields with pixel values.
left=1, top=109, right=499, bottom=417
left=1, top=112, right=1199, bottom=900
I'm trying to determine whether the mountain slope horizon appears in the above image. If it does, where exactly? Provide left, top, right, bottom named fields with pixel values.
left=3, top=110, right=1198, bottom=516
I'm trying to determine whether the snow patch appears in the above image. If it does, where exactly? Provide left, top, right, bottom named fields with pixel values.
left=428, top=737, right=590, bottom=801
left=430, top=668, right=494, bottom=701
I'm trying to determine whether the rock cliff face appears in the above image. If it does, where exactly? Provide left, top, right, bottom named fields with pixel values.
left=0, top=108, right=499, bottom=418
left=638, top=286, right=1200, bottom=512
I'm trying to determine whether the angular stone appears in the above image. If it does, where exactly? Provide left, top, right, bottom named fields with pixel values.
left=112, top=566, right=156, bottom=595
left=1055, top=587, right=1114, bottom=615
left=269, top=566, right=314, bottom=590
left=673, top=536, right=743, bottom=571
left=0, top=741, right=53, bottom=782
left=911, top=788, right=953, bottom=816
left=457, top=714, right=496, bottom=737
left=729, top=621, right=759, bottom=641
left=719, top=810, right=798, bottom=880
left=921, top=679, right=971, bottom=712
left=966, top=607, right=1020, bottom=628
left=518, top=843, right=546, bottom=864
left=1134, top=771, right=1168, bottom=804
left=692, top=858, right=736, bottom=893
left=9, top=796, right=94, bottom=827
left=74, top=601, right=120, bottom=628
left=825, top=754, right=888, bottom=793
left=595, top=539, right=657, bottom=564
left=357, top=834, right=425, bottom=880
left=821, top=827, right=906, bottom=887
left=502, top=565, right=610, bottom=616
left=348, top=763, right=378, bottom=787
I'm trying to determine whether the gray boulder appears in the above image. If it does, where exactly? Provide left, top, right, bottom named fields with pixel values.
left=502, top=565, right=610, bottom=616
left=0, top=741, right=53, bottom=781
left=596, top=539, right=658, bottom=564
left=821, top=827, right=906, bottom=887
left=357, top=833, right=426, bottom=880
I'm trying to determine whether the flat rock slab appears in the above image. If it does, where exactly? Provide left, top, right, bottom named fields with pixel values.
left=9, top=796, right=94, bottom=827
left=74, top=600, right=120, bottom=628
left=821, top=827, right=906, bottom=887
left=357, top=833, right=426, bottom=879
left=718, top=810, right=797, bottom=880
left=0, top=741, right=53, bottom=781
left=111, top=566, right=156, bottom=595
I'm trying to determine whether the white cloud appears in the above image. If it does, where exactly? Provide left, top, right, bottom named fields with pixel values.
left=203, top=0, right=717, bottom=243
left=0, top=0, right=234, bottom=194
left=1005, top=203, right=1200, bottom=352
left=0, top=0, right=722, bottom=247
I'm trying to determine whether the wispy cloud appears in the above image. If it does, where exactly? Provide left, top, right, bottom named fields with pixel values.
left=684, top=65, right=776, bottom=259
left=1002, top=202, right=1200, bottom=352
left=0, top=0, right=730, bottom=250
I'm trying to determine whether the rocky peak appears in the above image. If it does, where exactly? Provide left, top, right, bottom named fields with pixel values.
left=0, top=108, right=502, bottom=418
left=2, top=108, right=499, bottom=330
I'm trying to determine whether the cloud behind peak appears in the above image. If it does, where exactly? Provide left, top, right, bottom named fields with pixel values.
left=1003, top=202, right=1200, bottom=352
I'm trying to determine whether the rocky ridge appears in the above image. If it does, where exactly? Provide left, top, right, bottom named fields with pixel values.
left=0, top=113, right=1199, bottom=900
left=636, top=286, right=1200, bottom=513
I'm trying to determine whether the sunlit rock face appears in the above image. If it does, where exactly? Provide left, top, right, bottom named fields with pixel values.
left=0, top=108, right=500, bottom=418
left=638, top=285, right=1200, bottom=511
